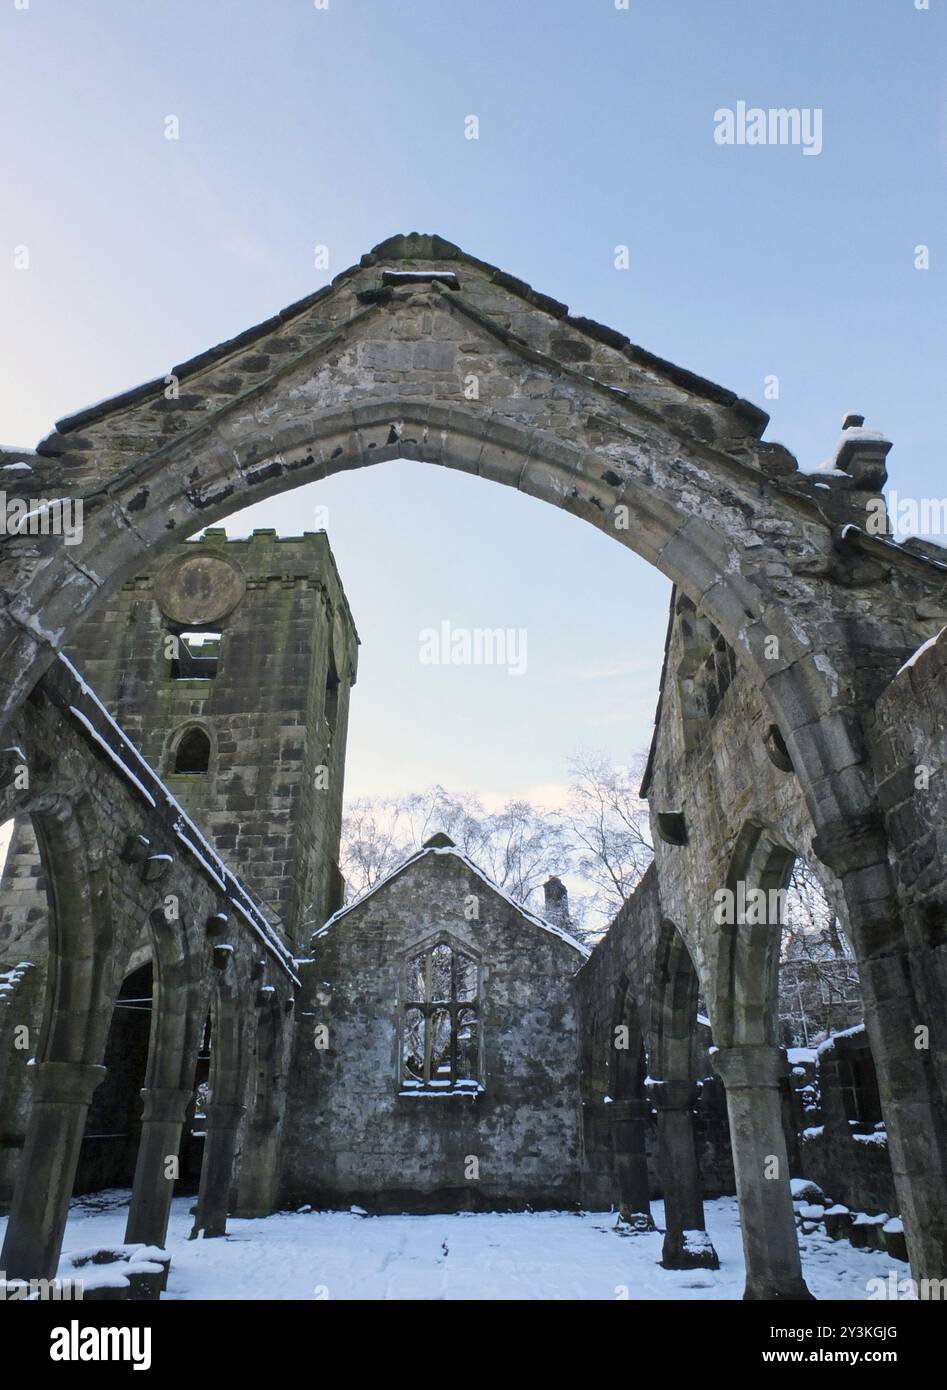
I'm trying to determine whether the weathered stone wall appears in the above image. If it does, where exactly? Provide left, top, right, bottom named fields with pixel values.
left=869, top=628, right=947, bottom=1115
left=693, top=1073, right=736, bottom=1196
left=0, top=821, right=47, bottom=969
left=632, top=589, right=943, bottom=1237
left=644, top=591, right=851, bottom=1015
left=0, top=960, right=41, bottom=1203
left=792, top=1031, right=898, bottom=1217
left=59, top=529, right=357, bottom=948
left=0, top=824, right=48, bottom=1199
left=574, top=867, right=660, bottom=1208
left=281, top=847, right=586, bottom=1211
left=574, top=865, right=735, bottom=1207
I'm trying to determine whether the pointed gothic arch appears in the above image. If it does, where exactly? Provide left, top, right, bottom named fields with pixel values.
left=0, top=232, right=894, bottom=858
left=168, top=722, right=215, bottom=777
left=2, top=232, right=946, bottom=1287
left=650, top=918, right=703, bottom=1083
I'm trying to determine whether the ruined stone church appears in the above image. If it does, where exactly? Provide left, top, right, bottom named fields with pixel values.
left=1, top=234, right=946, bottom=1301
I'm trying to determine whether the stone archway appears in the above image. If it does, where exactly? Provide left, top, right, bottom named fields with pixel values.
left=649, top=919, right=719, bottom=1270
left=0, top=233, right=891, bottom=821
left=711, top=824, right=812, bottom=1300
left=711, top=821, right=796, bottom=1051
left=0, top=234, right=912, bottom=967
left=2, top=232, right=946, bottom=1288
left=74, top=960, right=154, bottom=1196
left=125, top=883, right=207, bottom=1252
left=609, top=977, right=653, bottom=1230
left=0, top=790, right=114, bottom=1280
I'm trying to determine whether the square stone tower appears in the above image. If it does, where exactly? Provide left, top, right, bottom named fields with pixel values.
left=1, top=528, right=358, bottom=953
left=90, top=527, right=358, bottom=946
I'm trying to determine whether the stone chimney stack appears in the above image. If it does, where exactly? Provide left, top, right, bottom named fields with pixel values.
left=543, top=875, right=570, bottom=930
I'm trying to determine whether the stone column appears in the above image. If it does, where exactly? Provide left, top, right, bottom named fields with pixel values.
left=124, top=1086, right=192, bottom=1249
left=0, top=1060, right=105, bottom=1281
left=815, top=817, right=947, bottom=1283
left=650, top=1079, right=719, bottom=1269
left=713, top=1046, right=812, bottom=1300
left=190, top=1102, right=244, bottom=1239
left=609, top=1099, right=654, bottom=1230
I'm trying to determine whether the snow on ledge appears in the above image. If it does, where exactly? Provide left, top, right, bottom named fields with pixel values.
left=58, top=655, right=296, bottom=981
left=68, top=707, right=157, bottom=808
left=895, top=625, right=946, bottom=677
left=816, top=1023, right=867, bottom=1057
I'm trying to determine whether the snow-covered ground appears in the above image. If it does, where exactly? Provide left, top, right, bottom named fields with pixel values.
left=0, top=1192, right=903, bottom=1300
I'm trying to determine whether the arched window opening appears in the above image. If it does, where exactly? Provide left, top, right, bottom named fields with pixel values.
left=73, top=962, right=153, bottom=1195
left=610, top=983, right=647, bottom=1102
left=324, top=665, right=340, bottom=739
left=674, top=595, right=738, bottom=751
left=401, top=940, right=480, bottom=1092
left=173, top=727, right=211, bottom=774
left=779, top=860, right=861, bottom=1049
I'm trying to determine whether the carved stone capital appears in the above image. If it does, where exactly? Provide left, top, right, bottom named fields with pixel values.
left=712, top=1045, right=787, bottom=1091
left=648, top=1079, right=699, bottom=1112
left=29, top=1060, right=107, bottom=1107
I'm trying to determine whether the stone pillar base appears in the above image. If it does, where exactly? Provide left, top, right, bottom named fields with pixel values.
left=744, top=1278, right=816, bottom=1301
left=662, top=1229, right=720, bottom=1270
left=649, top=1079, right=721, bottom=1272
left=616, top=1209, right=656, bottom=1233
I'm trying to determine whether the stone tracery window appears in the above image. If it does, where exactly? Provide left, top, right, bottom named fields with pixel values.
left=401, top=940, right=481, bottom=1092
left=675, top=595, right=737, bottom=751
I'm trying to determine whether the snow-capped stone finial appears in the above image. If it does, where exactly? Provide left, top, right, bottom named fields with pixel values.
left=833, top=416, right=892, bottom=491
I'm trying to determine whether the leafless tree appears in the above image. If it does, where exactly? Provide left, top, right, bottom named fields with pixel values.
left=337, top=796, right=414, bottom=895
left=339, top=785, right=574, bottom=917
left=337, top=753, right=657, bottom=943
left=779, top=860, right=862, bottom=1047
left=557, top=750, right=654, bottom=931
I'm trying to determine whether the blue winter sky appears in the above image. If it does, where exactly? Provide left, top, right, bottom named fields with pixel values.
left=2, top=0, right=944, bottom=806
